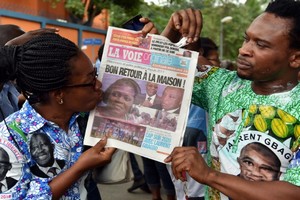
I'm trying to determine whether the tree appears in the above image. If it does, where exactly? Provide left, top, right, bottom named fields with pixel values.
left=43, top=0, right=143, bottom=25
left=44, top=0, right=268, bottom=60
left=161, top=0, right=268, bottom=60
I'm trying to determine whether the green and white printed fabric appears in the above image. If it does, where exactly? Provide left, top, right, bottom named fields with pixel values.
left=192, top=66, right=300, bottom=200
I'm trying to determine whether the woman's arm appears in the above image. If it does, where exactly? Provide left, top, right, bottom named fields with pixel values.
left=49, top=137, right=115, bottom=200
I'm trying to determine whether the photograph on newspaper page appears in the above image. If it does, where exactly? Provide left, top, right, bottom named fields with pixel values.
left=84, top=26, right=198, bottom=162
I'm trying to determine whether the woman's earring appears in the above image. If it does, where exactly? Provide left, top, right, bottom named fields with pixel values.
left=59, top=99, right=64, bottom=105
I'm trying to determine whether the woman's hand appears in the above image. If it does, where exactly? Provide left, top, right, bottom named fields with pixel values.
left=50, top=137, right=115, bottom=199
left=76, top=137, right=116, bottom=172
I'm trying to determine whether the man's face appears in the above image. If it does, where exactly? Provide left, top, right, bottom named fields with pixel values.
left=238, top=148, right=280, bottom=181
left=161, top=87, right=183, bottom=111
left=236, top=13, right=294, bottom=83
left=146, top=82, right=158, bottom=96
left=30, top=135, right=54, bottom=167
left=0, top=150, right=11, bottom=181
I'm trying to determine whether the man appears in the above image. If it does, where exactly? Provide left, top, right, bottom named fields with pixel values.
left=0, top=24, right=25, bottom=121
left=29, top=133, right=65, bottom=178
left=0, top=147, right=17, bottom=192
left=135, top=82, right=162, bottom=108
left=238, top=142, right=281, bottom=182
left=151, top=86, right=184, bottom=132
left=163, top=1, right=300, bottom=199
left=156, top=86, right=184, bottom=114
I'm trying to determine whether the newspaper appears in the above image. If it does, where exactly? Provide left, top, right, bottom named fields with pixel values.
left=84, top=26, right=199, bottom=163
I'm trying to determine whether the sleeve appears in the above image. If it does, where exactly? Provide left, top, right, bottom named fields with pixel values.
left=284, top=149, right=300, bottom=186
left=192, top=66, right=222, bottom=110
left=192, top=67, right=236, bottom=112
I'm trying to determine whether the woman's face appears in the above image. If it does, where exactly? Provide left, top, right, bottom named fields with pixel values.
left=62, top=51, right=103, bottom=112
left=106, top=84, right=136, bottom=117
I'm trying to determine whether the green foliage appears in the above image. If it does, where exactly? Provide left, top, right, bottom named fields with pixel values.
left=43, top=0, right=268, bottom=61
left=158, top=0, right=266, bottom=60
left=109, top=1, right=171, bottom=32
left=43, top=0, right=61, bottom=8
left=43, top=0, right=143, bottom=21
left=65, top=0, right=85, bottom=18
left=108, top=0, right=267, bottom=60
left=151, top=0, right=267, bottom=61
left=109, top=0, right=145, bottom=27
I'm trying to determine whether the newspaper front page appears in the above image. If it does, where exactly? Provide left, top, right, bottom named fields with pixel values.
left=84, top=27, right=198, bottom=162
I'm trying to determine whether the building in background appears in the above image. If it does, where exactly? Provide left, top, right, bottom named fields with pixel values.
left=0, top=0, right=109, bottom=62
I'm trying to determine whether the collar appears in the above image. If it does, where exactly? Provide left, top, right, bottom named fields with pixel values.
left=39, top=160, right=62, bottom=175
left=164, top=107, right=179, bottom=113
left=17, top=101, right=80, bottom=135
left=146, top=94, right=156, bottom=99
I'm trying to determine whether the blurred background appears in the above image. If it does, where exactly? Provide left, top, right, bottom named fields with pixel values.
left=0, top=0, right=269, bottom=66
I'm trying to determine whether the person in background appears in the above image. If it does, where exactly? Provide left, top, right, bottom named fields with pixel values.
left=0, top=31, right=115, bottom=199
left=200, top=37, right=220, bottom=67
left=166, top=35, right=209, bottom=200
left=127, top=152, right=150, bottom=193
left=142, top=156, right=176, bottom=200
left=0, top=24, right=25, bottom=121
left=0, top=24, right=25, bottom=47
left=95, top=43, right=104, bottom=73
left=220, top=60, right=236, bottom=71
left=163, top=1, right=300, bottom=199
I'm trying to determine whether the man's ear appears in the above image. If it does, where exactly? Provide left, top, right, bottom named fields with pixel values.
left=289, top=50, right=300, bottom=68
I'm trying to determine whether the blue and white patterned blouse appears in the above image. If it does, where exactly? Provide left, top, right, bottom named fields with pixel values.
left=0, top=101, right=88, bottom=199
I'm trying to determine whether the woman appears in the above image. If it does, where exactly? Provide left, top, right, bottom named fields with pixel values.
left=0, top=32, right=115, bottom=199
left=97, top=78, right=141, bottom=120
